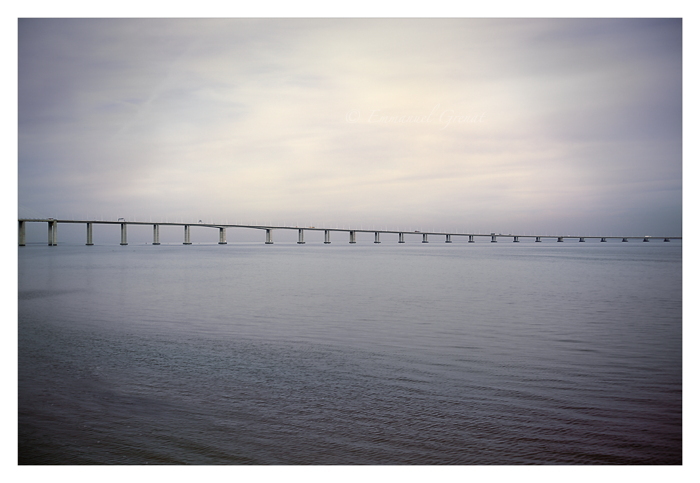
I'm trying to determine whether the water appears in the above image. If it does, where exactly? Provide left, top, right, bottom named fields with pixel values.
left=18, top=241, right=682, bottom=464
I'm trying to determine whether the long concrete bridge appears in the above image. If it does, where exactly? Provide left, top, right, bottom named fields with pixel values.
left=17, top=218, right=682, bottom=246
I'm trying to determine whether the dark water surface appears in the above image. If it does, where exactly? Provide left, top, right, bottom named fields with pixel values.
left=18, top=241, right=682, bottom=464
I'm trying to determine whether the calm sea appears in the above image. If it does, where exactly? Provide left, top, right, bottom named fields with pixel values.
left=18, top=240, right=682, bottom=464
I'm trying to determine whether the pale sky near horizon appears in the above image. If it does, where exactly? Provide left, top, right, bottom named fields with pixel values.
left=18, top=18, right=682, bottom=236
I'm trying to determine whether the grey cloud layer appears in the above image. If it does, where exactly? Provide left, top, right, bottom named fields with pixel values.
left=18, top=19, right=681, bottom=235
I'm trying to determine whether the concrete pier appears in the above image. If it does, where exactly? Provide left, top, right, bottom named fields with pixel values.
left=557, top=237, right=564, bottom=242
left=422, top=233, right=429, bottom=243
left=445, top=234, right=452, bottom=243
left=374, top=232, right=381, bottom=243
left=297, top=228, right=305, bottom=244
left=47, top=220, right=58, bottom=246
left=265, top=229, right=273, bottom=244
left=491, top=233, right=497, bottom=243
left=324, top=230, right=331, bottom=244
left=153, top=224, right=160, bottom=245
left=535, top=236, right=541, bottom=242
left=468, top=235, right=474, bottom=243
left=218, top=227, right=227, bottom=244
left=120, top=223, right=127, bottom=245
left=86, top=223, right=93, bottom=245
left=349, top=231, right=356, bottom=244
left=513, top=236, right=519, bottom=242
left=398, top=233, right=405, bottom=243
left=19, top=221, right=25, bottom=246
left=183, top=225, right=192, bottom=245
left=48, top=221, right=58, bottom=247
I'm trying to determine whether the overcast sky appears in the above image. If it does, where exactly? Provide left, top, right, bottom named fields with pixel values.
left=18, top=18, right=682, bottom=236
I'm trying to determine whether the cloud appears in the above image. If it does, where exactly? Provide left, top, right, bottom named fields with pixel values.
left=18, top=19, right=682, bottom=236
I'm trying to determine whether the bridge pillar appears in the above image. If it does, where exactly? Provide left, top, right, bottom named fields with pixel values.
left=468, top=235, right=474, bottom=243
left=47, top=221, right=58, bottom=246
left=398, top=232, right=405, bottom=243
left=298, top=229, right=305, bottom=244
left=664, top=238, right=670, bottom=242
left=183, top=225, right=192, bottom=245
left=153, top=224, right=160, bottom=245
left=19, top=221, right=25, bottom=246
left=491, top=233, right=497, bottom=243
left=445, top=234, right=452, bottom=243
left=265, top=229, right=273, bottom=244
left=422, top=233, right=429, bottom=243
left=622, top=238, right=628, bottom=242
left=557, top=237, right=564, bottom=242
left=579, top=237, right=585, bottom=242
left=86, top=223, right=94, bottom=245
left=46, top=220, right=58, bottom=246
left=349, top=231, right=356, bottom=244
left=324, top=230, right=331, bottom=244
left=219, top=227, right=227, bottom=244
left=643, top=237, right=650, bottom=242
left=374, top=232, right=381, bottom=243
left=513, top=236, right=519, bottom=242
left=600, top=237, right=607, bottom=242
left=535, top=236, right=541, bottom=242
left=120, top=223, right=127, bottom=245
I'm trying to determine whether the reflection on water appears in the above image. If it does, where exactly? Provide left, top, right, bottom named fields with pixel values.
left=19, top=242, right=682, bottom=464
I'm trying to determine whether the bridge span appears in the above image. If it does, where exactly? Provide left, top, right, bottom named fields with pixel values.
left=18, top=218, right=681, bottom=247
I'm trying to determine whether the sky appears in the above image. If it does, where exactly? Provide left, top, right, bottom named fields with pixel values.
left=17, top=18, right=682, bottom=238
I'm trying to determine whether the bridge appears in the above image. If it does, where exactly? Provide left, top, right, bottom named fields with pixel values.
left=17, top=218, right=682, bottom=246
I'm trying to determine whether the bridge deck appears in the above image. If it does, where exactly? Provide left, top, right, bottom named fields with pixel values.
left=18, top=219, right=681, bottom=241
